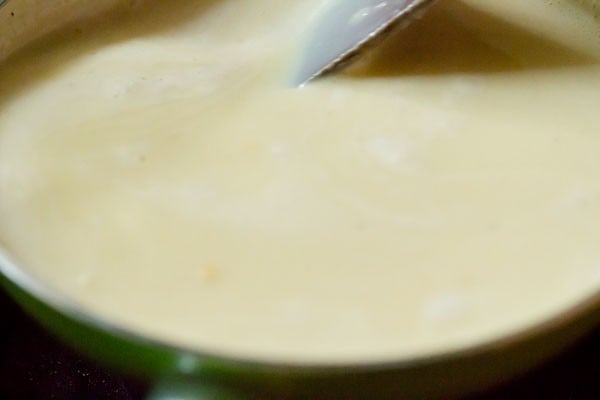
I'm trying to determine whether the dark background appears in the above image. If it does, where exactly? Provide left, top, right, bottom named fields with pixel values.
left=1, top=289, right=598, bottom=400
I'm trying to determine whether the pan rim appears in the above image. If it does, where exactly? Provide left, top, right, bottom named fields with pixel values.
left=1, top=245, right=599, bottom=374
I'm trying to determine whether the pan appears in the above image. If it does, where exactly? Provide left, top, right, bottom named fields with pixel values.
left=1, top=1, right=599, bottom=398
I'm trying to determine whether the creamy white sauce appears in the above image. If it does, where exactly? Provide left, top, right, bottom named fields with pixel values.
left=1, top=0, right=600, bottom=363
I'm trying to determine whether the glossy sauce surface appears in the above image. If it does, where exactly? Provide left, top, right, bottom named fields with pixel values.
left=1, top=0, right=600, bottom=363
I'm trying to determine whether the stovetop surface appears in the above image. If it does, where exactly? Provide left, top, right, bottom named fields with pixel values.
left=1, top=289, right=598, bottom=400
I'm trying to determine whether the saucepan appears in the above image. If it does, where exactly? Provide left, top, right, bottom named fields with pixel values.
left=1, top=1, right=599, bottom=399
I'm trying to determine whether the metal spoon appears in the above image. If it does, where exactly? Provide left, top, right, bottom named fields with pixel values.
left=294, top=0, right=438, bottom=86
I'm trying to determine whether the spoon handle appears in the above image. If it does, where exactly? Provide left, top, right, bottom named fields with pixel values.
left=294, top=0, right=438, bottom=86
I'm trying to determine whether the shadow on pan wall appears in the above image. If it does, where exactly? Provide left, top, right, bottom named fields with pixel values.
left=1, top=0, right=599, bottom=108
left=0, top=0, right=226, bottom=110
left=2, top=0, right=600, bottom=105
left=345, top=0, right=598, bottom=79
